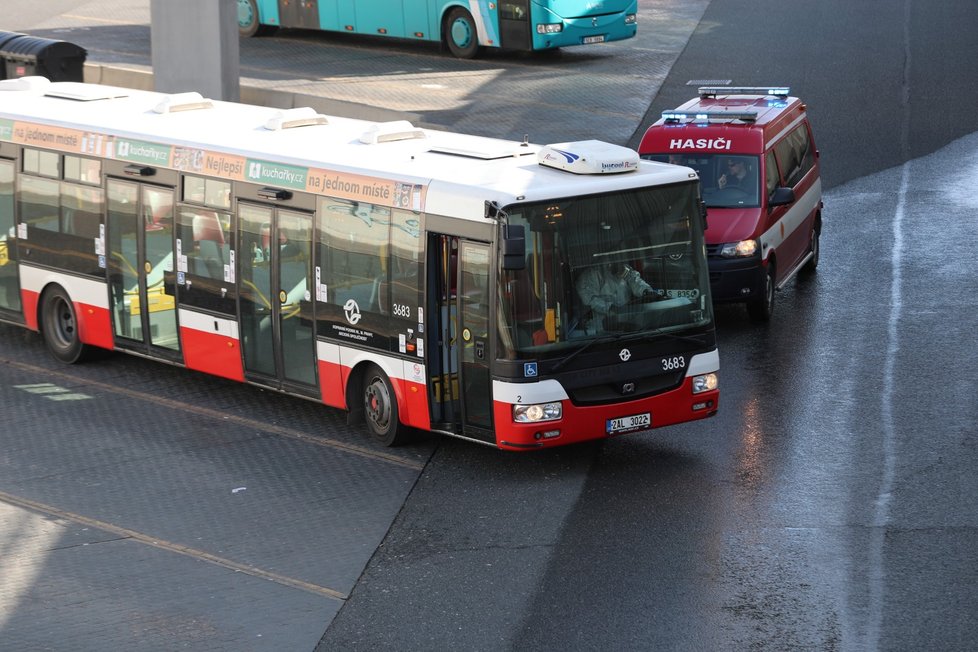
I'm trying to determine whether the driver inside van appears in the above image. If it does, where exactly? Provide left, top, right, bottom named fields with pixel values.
left=718, top=156, right=756, bottom=190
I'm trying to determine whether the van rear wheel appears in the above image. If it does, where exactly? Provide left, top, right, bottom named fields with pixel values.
left=802, top=226, right=820, bottom=274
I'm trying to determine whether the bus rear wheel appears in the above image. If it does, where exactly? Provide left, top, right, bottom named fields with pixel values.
left=41, top=286, right=91, bottom=364
left=445, top=7, right=480, bottom=59
left=362, top=365, right=411, bottom=446
left=238, top=0, right=276, bottom=37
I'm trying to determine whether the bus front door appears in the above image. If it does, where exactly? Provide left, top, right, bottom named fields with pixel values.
left=499, top=0, right=531, bottom=50
left=106, top=179, right=181, bottom=358
left=238, top=203, right=318, bottom=394
left=428, top=235, right=494, bottom=442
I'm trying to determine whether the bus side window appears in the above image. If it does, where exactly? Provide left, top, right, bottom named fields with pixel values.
left=318, top=197, right=386, bottom=314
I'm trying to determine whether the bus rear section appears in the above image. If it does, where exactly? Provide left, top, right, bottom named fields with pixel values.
left=639, top=86, right=823, bottom=322
left=238, top=0, right=638, bottom=58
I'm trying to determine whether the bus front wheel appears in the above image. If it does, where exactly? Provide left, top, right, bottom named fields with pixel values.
left=362, top=365, right=411, bottom=446
left=40, top=286, right=91, bottom=364
left=445, top=8, right=480, bottom=59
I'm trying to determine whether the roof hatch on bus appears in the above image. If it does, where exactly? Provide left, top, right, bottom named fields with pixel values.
left=537, top=140, right=639, bottom=174
left=153, top=92, right=214, bottom=113
left=358, top=120, right=425, bottom=144
left=42, top=81, right=130, bottom=101
left=264, top=107, right=328, bottom=130
left=0, top=75, right=51, bottom=92
left=429, top=133, right=535, bottom=160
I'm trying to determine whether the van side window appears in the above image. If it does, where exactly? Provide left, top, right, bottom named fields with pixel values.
left=774, top=124, right=816, bottom=188
left=765, top=151, right=780, bottom=197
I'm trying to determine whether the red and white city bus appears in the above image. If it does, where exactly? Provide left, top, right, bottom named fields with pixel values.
left=0, top=77, right=718, bottom=450
left=639, top=86, right=822, bottom=321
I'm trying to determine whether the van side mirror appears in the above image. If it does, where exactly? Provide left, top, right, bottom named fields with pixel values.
left=769, top=187, right=796, bottom=208
left=502, top=224, right=525, bottom=270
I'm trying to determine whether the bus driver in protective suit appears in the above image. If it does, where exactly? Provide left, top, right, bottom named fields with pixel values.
left=576, top=260, right=657, bottom=332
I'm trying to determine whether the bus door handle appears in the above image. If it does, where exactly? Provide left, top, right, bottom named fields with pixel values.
left=475, top=339, right=485, bottom=360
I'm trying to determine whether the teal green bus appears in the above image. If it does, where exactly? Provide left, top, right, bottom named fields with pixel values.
left=238, top=0, right=637, bottom=58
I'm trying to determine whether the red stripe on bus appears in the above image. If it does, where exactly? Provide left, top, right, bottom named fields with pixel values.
left=75, top=303, right=113, bottom=350
left=180, top=326, right=245, bottom=382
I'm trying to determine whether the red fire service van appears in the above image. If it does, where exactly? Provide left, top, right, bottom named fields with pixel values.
left=639, top=86, right=822, bottom=321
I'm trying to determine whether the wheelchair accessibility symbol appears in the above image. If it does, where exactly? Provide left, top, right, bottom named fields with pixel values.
left=524, top=362, right=538, bottom=378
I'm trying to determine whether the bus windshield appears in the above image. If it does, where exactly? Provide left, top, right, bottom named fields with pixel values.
left=498, top=181, right=712, bottom=360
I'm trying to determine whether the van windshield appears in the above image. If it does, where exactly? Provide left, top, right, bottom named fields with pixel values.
left=643, top=153, right=761, bottom=209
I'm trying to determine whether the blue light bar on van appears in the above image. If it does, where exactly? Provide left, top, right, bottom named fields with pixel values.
left=698, top=86, right=790, bottom=98
left=661, top=110, right=757, bottom=123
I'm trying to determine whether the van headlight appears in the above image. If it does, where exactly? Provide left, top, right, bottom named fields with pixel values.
left=719, top=239, right=758, bottom=257
left=692, top=373, right=718, bottom=394
left=514, top=402, right=562, bottom=422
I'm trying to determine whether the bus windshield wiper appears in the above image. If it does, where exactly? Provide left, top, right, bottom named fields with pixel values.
left=551, top=332, right=646, bottom=372
left=646, top=328, right=709, bottom=346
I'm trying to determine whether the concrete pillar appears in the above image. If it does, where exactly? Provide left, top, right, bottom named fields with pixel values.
left=150, top=0, right=239, bottom=101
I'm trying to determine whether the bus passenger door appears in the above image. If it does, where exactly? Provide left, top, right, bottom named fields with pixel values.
left=428, top=235, right=493, bottom=441
left=499, top=1, right=531, bottom=50
left=0, top=158, right=21, bottom=317
left=238, top=202, right=318, bottom=394
left=106, top=179, right=181, bottom=359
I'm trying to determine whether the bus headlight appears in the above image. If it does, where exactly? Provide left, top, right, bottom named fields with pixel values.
left=625, top=14, right=637, bottom=25
left=537, top=23, right=563, bottom=34
left=514, top=402, right=562, bottom=423
left=692, top=372, right=718, bottom=394
left=719, top=239, right=758, bottom=257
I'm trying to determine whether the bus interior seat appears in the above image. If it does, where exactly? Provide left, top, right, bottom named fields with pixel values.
left=192, top=212, right=226, bottom=278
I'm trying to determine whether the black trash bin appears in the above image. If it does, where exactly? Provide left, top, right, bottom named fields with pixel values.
left=0, top=31, right=25, bottom=80
left=0, top=33, right=87, bottom=82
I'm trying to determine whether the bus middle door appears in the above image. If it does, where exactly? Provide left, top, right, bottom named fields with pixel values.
left=238, top=202, right=318, bottom=395
left=106, top=178, right=181, bottom=359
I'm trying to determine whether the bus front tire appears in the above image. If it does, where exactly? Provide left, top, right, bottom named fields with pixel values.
left=445, top=7, right=480, bottom=59
left=40, top=286, right=91, bottom=364
left=363, top=365, right=411, bottom=446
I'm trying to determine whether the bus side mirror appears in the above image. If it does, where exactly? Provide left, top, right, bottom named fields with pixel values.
left=769, top=187, right=796, bottom=208
left=698, top=198, right=708, bottom=230
left=502, top=224, right=525, bottom=271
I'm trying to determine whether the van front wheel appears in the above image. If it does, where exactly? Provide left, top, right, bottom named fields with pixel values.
left=747, top=264, right=775, bottom=322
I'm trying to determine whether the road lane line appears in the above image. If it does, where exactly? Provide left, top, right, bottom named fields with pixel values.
left=0, top=490, right=347, bottom=601
left=2, top=359, right=426, bottom=471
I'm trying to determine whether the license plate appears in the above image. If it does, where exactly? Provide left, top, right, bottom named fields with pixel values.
left=583, top=35, right=606, bottom=44
left=665, top=288, right=700, bottom=299
left=606, top=412, right=651, bottom=434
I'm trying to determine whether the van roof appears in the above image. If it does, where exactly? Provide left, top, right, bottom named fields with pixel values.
left=638, top=87, right=808, bottom=153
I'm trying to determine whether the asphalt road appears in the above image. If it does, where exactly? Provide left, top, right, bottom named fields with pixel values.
left=2, top=1, right=978, bottom=651
left=320, top=1, right=978, bottom=650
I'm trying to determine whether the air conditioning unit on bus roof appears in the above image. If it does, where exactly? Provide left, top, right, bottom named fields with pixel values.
left=537, top=140, right=639, bottom=174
